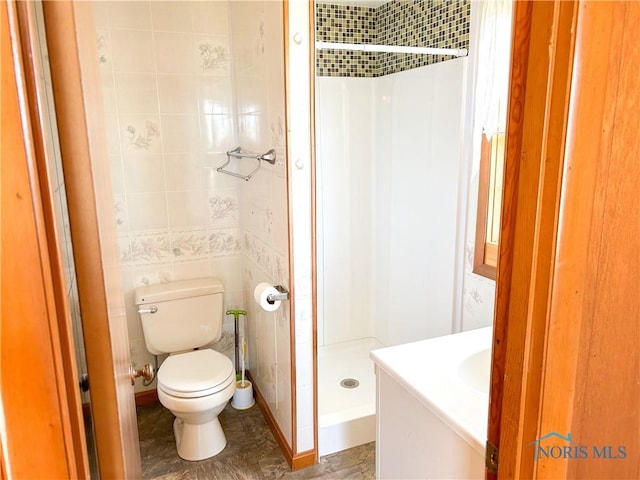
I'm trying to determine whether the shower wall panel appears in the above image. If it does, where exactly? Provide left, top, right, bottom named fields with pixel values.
left=315, top=77, right=375, bottom=347
left=317, top=58, right=468, bottom=349
left=374, top=57, right=467, bottom=346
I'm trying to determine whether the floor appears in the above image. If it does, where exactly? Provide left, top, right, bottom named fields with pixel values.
left=137, top=401, right=375, bottom=480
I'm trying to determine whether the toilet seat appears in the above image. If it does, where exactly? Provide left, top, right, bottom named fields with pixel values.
left=158, top=349, right=235, bottom=399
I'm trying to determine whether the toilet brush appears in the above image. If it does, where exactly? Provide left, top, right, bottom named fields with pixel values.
left=231, top=334, right=254, bottom=409
left=225, top=309, right=246, bottom=379
left=240, top=338, right=247, bottom=387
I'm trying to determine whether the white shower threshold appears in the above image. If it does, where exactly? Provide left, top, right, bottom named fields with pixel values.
left=318, top=337, right=383, bottom=457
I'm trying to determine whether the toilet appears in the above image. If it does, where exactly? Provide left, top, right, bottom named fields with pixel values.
left=135, top=277, right=236, bottom=461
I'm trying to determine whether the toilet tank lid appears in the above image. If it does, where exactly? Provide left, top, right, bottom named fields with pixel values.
left=135, top=277, right=223, bottom=305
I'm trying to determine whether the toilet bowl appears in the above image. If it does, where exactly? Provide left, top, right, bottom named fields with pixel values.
left=135, top=277, right=236, bottom=461
left=156, top=349, right=236, bottom=461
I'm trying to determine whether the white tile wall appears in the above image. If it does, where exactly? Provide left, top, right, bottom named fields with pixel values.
left=150, top=1, right=193, bottom=32
left=106, top=1, right=152, bottom=30
left=229, top=0, right=293, bottom=450
left=93, top=0, right=242, bottom=391
left=109, top=30, right=156, bottom=73
left=94, top=0, right=296, bottom=453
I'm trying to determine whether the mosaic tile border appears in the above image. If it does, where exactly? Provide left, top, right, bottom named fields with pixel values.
left=316, top=3, right=377, bottom=77
left=315, top=0, right=470, bottom=77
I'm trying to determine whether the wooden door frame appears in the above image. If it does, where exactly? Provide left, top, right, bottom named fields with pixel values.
left=487, top=1, right=578, bottom=478
left=1, top=1, right=88, bottom=477
left=4, top=0, right=141, bottom=477
left=1, top=1, right=140, bottom=478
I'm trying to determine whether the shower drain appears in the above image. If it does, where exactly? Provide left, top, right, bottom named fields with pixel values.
left=340, top=378, right=360, bottom=389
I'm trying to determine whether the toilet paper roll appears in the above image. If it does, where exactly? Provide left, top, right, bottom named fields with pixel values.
left=253, top=282, right=281, bottom=312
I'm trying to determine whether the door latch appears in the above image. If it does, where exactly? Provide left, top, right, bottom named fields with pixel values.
left=486, top=440, right=498, bottom=474
left=129, top=363, right=154, bottom=386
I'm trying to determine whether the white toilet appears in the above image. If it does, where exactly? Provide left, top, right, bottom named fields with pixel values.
left=135, top=277, right=236, bottom=461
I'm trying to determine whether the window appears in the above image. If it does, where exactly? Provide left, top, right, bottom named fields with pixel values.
left=470, top=0, right=513, bottom=281
left=473, top=131, right=505, bottom=280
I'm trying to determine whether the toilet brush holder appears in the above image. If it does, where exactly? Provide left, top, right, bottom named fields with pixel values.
left=231, top=380, right=255, bottom=410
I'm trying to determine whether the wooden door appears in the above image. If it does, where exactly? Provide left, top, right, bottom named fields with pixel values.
left=2, top=0, right=142, bottom=477
left=537, top=2, right=640, bottom=478
left=40, top=2, right=143, bottom=478
left=488, top=1, right=640, bottom=478
left=1, top=1, right=88, bottom=477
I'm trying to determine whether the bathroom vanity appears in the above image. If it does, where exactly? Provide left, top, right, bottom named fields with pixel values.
left=370, top=327, right=491, bottom=479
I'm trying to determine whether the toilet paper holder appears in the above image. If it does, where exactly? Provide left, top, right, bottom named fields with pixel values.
left=267, top=285, right=289, bottom=304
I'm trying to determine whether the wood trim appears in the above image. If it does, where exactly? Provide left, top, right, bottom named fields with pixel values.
left=250, top=370, right=318, bottom=470
left=488, top=1, right=578, bottom=478
left=292, top=449, right=317, bottom=470
left=250, top=372, right=294, bottom=468
left=484, top=243, right=498, bottom=269
left=474, top=134, right=497, bottom=280
left=135, top=390, right=159, bottom=408
left=282, top=0, right=299, bottom=457
left=514, top=4, right=577, bottom=477
left=12, top=3, right=90, bottom=476
left=486, top=3, right=534, bottom=473
left=1, top=1, right=83, bottom=476
left=308, top=0, right=319, bottom=461
left=0, top=447, right=6, bottom=480
left=520, top=3, right=578, bottom=478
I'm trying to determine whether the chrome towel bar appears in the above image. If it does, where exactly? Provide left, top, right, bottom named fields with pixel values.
left=216, top=146, right=276, bottom=181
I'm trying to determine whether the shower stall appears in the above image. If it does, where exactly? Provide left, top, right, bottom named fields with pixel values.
left=314, top=0, right=472, bottom=456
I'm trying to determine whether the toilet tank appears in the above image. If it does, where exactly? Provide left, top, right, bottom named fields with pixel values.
left=134, top=277, right=224, bottom=355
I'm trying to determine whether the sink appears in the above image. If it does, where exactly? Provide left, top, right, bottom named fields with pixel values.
left=457, top=348, right=491, bottom=394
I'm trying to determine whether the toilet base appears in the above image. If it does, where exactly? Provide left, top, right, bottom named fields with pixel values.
left=173, top=416, right=227, bottom=461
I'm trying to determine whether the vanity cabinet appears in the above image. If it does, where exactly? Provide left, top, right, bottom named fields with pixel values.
left=371, top=328, right=490, bottom=479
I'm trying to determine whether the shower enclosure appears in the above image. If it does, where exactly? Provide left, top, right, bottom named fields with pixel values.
left=314, top=0, right=472, bottom=456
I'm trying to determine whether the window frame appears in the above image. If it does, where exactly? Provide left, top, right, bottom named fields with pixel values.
left=473, top=132, right=502, bottom=280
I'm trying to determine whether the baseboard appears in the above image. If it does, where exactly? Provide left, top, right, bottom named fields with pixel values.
left=83, top=389, right=158, bottom=415
left=249, top=372, right=293, bottom=467
left=248, top=372, right=317, bottom=470
left=135, top=389, right=159, bottom=407
left=292, top=449, right=317, bottom=470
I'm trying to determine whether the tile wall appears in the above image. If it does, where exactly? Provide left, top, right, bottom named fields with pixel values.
left=92, top=0, right=292, bottom=448
left=229, top=0, right=292, bottom=448
left=93, top=0, right=244, bottom=390
left=315, top=3, right=377, bottom=77
left=316, top=0, right=470, bottom=77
